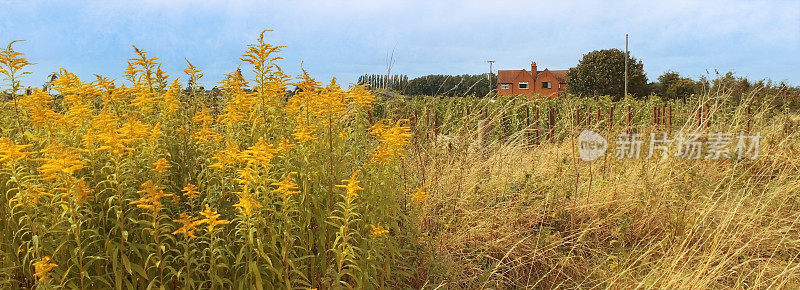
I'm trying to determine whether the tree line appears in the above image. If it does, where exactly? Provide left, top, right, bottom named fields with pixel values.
left=356, top=48, right=798, bottom=108
left=358, top=73, right=495, bottom=97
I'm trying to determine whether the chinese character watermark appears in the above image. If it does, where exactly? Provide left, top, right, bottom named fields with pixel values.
left=576, top=130, right=761, bottom=161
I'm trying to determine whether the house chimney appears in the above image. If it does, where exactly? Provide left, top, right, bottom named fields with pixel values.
left=531, top=61, right=538, bottom=78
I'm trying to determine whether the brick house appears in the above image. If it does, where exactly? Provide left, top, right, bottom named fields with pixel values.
left=497, top=62, right=568, bottom=98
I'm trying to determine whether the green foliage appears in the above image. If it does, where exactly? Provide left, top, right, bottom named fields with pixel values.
left=566, top=48, right=648, bottom=99
left=402, top=74, right=495, bottom=97
left=653, top=70, right=703, bottom=101
left=357, top=74, right=409, bottom=91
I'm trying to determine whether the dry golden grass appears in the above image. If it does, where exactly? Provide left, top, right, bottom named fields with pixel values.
left=409, top=107, right=800, bottom=289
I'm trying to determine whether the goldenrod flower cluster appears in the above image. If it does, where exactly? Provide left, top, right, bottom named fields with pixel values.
left=130, top=180, right=174, bottom=212
left=370, top=225, right=389, bottom=238
left=172, top=213, right=201, bottom=239
left=370, top=119, right=412, bottom=163
left=0, top=35, right=414, bottom=289
left=336, top=170, right=364, bottom=198
left=32, top=256, right=57, bottom=282
left=0, top=137, right=32, bottom=166
left=198, top=204, right=230, bottom=233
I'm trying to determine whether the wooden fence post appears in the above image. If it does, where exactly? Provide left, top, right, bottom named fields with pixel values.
left=433, top=108, right=439, bottom=142
left=626, top=105, right=631, bottom=134
left=426, top=109, right=431, bottom=141
left=746, top=106, right=751, bottom=133
left=667, top=105, right=672, bottom=128
left=609, top=106, right=614, bottom=132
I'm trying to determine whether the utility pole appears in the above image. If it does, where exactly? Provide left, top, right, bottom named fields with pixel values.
left=486, top=60, right=495, bottom=95
left=624, top=34, right=629, bottom=98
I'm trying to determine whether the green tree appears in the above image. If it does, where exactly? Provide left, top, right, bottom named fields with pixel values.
left=403, top=74, right=493, bottom=97
left=654, top=70, right=680, bottom=95
left=566, top=48, right=648, bottom=100
left=655, top=70, right=701, bottom=101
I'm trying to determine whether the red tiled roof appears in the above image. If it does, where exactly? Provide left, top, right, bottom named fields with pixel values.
left=499, top=68, right=568, bottom=84
left=497, top=70, right=528, bottom=84
left=549, top=70, right=568, bottom=83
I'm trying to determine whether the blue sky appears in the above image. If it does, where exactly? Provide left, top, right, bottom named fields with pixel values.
left=1, top=0, right=798, bottom=88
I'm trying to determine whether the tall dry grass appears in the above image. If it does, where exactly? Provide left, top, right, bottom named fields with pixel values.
left=407, top=92, right=800, bottom=289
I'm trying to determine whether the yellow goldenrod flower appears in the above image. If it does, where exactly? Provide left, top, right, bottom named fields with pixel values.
left=335, top=170, right=364, bottom=198
left=370, top=145, right=394, bottom=164
left=12, top=185, right=54, bottom=205
left=172, top=213, right=201, bottom=239
left=219, top=69, right=250, bottom=97
left=184, top=59, right=204, bottom=87
left=277, top=136, right=295, bottom=152
left=193, top=127, right=223, bottom=145
left=32, top=256, right=58, bottom=282
left=131, top=85, right=158, bottom=113
left=240, top=30, right=285, bottom=73
left=161, top=79, right=181, bottom=114
left=314, top=79, right=348, bottom=116
left=233, top=185, right=262, bottom=216
left=292, top=123, right=317, bottom=143
left=218, top=86, right=256, bottom=128
left=198, top=204, right=229, bottom=233
left=19, top=88, right=60, bottom=126
left=51, top=69, right=82, bottom=98
left=130, top=180, right=173, bottom=212
left=0, top=41, right=34, bottom=91
left=209, top=142, right=240, bottom=169
left=370, top=225, right=389, bottom=238
left=182, top=183, right=199, bottom=198
left=117, top=117, right=151, bottom=146
left=412, top=187, right=428, bottom=203
left=192, top=108, right=214, bottom=126
left=0, top=137, right=33, bottom=166
left=150, top=122, right=162, bottom=142
left=346, top=84, right=375, bottom=108
left=62, top=101, right=93, bottom=129
left=284, top=67, right=321, bottom=116
left=73, top=178, right=93, bottom=204
left=239, top=137, right=278, bottom=168
left=38, top=144, right=85, bottom=181
left=370, top=119, right=412, bottom=163
left=152, top=158, right=171, bottom=174
left=95, top=130, right=131, bottom=154
left=234, top=168, right=256, bottom=185
left=271, top=172, right=300, bottom=196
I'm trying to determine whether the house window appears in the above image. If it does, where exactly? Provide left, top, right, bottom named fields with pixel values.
left=500, top=84, right=510, bottom=90
left=518, top=82, right=529, bottom=89
left=542, top=82, right=551, bottom=89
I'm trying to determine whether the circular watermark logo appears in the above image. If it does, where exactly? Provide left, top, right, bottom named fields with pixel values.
left=578, top=130, right=608, bottom=162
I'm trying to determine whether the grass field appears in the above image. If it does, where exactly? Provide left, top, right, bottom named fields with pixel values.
left=1, top=35, right=799, bottom=289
